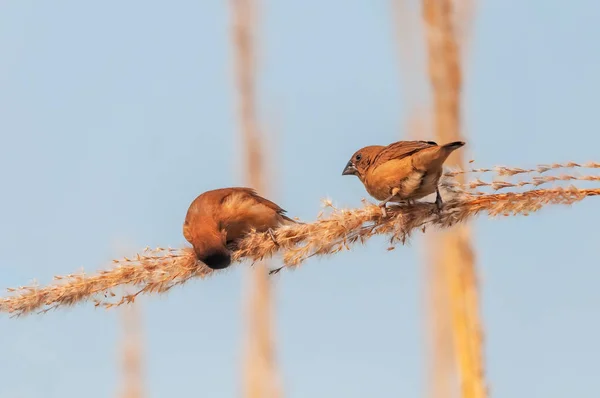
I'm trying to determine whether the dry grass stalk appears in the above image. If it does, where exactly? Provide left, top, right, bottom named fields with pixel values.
left=422, top=0, right=485, bottom=396
left=392, top=3, right=453, bottom=392
left=118, top=303, right=144, bottom=398
left=230, top=0, right=280, bottom=396
left=393, top=10, right=455, bottom=396
left=1, top=184, right=598, bottom=317
left=453, top=0, right=476, bottom=63
left=445, top=163, right=600, bottom=196
left=243, top=257, right=281, bottom=398
left=231, top=0, right=263, bottom=191
left=422, top=2, right=464, bottom=397
left=392, top=0, right=429, bottom=116
left=463, top=173, right=600, bottom=193
left=445, top=161, right=600, bottom=178
left=406, top=108, right=433, bottom=140
left=425, top=235, right=456, bottom=398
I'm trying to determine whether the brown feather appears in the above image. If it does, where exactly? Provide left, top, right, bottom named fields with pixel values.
left=372, top=140, right=438, bottom=165
left=183, top=187, right=297, bottom=269
left=342, top=140, right=465, bottom=206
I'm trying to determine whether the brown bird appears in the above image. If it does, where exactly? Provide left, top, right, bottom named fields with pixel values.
left=183, top=187, right=297, bottom=270
left=342, top=140, right=465, bottom=216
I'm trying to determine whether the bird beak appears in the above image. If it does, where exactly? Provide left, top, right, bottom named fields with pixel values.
left=342, top=161, right=358, bottom=176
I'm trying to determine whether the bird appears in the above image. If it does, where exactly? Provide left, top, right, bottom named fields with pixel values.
left=183, top=187, right=297, bottom=270
left=341, top=140, right=466, bottom=216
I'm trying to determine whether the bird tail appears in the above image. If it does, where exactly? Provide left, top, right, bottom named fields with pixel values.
left=412, top=141, right=466, bottom=170
left=441, top=141, right=466, bottom=151
left=281, top=214, right=304, bottom=225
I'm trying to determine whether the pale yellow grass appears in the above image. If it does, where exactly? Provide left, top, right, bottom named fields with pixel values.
left=230, top=0, right=280, bottom=396
left=446, top=161, right=600, bottom=177
left=118, top=303, right=144, bottom=398
left=390, top=3, right=452, bottom=390
left=392, top=0, right=429, bottom=119
left=421, top=0, right=484, bottom=396
left=1, top=181, right=598, bottom=317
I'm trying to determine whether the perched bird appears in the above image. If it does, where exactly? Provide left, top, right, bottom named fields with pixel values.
left=183, top=187, right=297, bottom=270
left=342, top=140, right=466, bottom=215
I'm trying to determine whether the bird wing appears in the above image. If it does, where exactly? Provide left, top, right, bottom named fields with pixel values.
left=225, top=187, right=294, bottom=220
left=216, top=187, right=298, bottom=226
left=373, top=140, right=438, bottom=165
left=218, top=187, right=297, bottom=242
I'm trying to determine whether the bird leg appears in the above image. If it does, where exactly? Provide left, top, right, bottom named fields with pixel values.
left=378, top=187, right=401, bottom=217
left=267, top=228, right=280, bottom=246
left=269, top=266, right=284, bottom=275
left=264, top=229, right=283, bottom=274
left=435, top=188, right=443, bottom=212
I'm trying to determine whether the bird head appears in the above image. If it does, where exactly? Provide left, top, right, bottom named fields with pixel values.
left=190, top=221, right=231, bottom=270
left=197, top=245, right=232, bottom=270
left=342, top=145, right=385, bottom=179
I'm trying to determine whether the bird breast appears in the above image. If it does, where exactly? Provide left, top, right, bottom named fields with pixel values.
left=364, top=164, right=442, bottom=201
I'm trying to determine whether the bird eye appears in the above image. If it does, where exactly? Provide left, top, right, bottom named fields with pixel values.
left=355, top=154, right=362, bottom=161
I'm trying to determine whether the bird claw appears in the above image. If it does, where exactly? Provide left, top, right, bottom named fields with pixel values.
left=269, top=266, right=284, bottom=275
left=378, top=202, right=389, bottom=218
left=267, top=228, right=279, bottom=246
left=434, top=189, right=443, bottom=214
left=266, top=230, right=283, bottom=275
left=377, top=187, right=402, bottom=218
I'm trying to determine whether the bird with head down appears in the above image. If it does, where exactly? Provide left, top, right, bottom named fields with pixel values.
left=183, top=187, right=298, bottom=270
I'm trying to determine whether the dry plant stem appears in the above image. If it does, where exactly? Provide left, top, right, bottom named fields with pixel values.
left=2, top=186, right=598, bottom=317
left=119, top=303, right=144, bottom=398
left=422, top=0, right=485, bottom=396
left=423, top=2, right=465, bottom=398
left=231, top=0, right=263, bottom=191
left=411, top=0, right=458, bottom=394
left=426, top=238, right=456, bottom=398
left=392, top=0, right=429, bottom=115
left=230, top=0, right=280, bottom=397
left=445, top=161, right=600, bottom=178
left=454, top=0, right=476, bottom=53
left=467, top=173, right=600, bottom=191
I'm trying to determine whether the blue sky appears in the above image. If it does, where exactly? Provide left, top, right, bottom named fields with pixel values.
left=1, top=1, right=600, bottom=397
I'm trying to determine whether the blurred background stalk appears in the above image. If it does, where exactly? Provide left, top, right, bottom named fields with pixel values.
left=230, top=0, right=281, bottom=397
left=421, top=0, right=486, bottom=397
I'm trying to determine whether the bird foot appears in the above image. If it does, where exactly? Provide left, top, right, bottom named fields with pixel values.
left=434, top=189, right=443, bottom=214
left=404, top=199, right=415, bottom=206
left=378, top=202, right=389, bottom=218
left=378, top=187, right=401, bottom=217
left=269, top=266, right=284, bottom=275
left=267, top=228, right=279, bottom=246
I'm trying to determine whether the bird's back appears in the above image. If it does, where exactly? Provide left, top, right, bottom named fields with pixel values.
left=217, top=188, right=295, bottom=240
left=184, top=187, right=294, bottom=246
left=372, top=140, right=438, bottom=166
